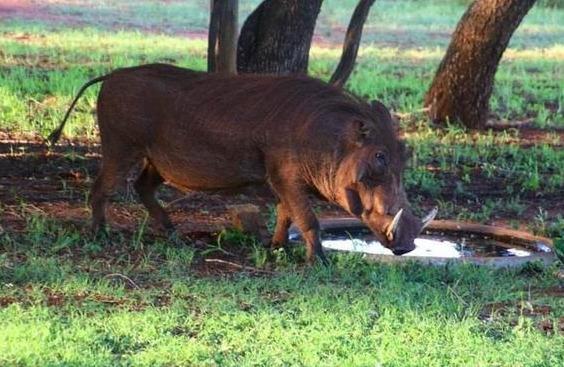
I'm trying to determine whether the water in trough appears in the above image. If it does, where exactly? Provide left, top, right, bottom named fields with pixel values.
left=288, top=220, right=553, bottom=259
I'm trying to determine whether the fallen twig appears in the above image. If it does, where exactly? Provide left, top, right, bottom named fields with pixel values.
left=393, top=107, right=430, bottom=120
left=165, top=194, right=193, bottom=208
left=22, top=203, right=47, bottom=215
left=104, top=273, right=140, bottom=289
left=485, top=118, right=535, bottom=129
left=204, top=258, right=275, bottom=274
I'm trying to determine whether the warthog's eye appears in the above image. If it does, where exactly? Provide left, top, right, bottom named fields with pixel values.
left=375, top=151, right=388, bottom=167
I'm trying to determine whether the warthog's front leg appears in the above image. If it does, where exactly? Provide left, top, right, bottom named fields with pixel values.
left=270, top=183, right=328, bottom=265
left=271, top=202, right=292, bottom=250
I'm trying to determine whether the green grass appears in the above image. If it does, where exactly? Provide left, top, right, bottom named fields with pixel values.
left=1, top=1, right=563, bottom=365
left=1, top=218, right=563, bottom=366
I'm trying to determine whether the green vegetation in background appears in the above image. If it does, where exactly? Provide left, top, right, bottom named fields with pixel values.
left=0, top=0, right=562, bottom=135
left=0, top=25, right=561, bottom=133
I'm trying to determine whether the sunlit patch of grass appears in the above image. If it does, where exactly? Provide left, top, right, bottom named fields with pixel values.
left=312, top=44, right=564, bottom=64
left=1, top=215, right=563, bottom=366
left=502, top=45, right=564, bottom=61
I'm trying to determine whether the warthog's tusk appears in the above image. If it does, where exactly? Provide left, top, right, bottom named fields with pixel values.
left=389, top=208, right=404, bottom=235
left=421, top=207, right=438, bottom=229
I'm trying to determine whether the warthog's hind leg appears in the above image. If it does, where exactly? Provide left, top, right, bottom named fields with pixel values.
left=90, top=152, right=140, bottom=234
left=134, top=160, right=174, bottom=232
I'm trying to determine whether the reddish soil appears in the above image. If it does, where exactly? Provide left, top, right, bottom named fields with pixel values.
left=0, top=134, right=345, bottom=239
left=0, top=0, right=33, bottom=14
left=480, top=300, right=564, bottom=334
left=0, top=128, right=561, bottom=242
left=0, top=0, right=209, bottom=40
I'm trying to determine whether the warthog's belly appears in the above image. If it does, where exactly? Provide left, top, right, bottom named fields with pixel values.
left=147, top=147, right=266, bottom=192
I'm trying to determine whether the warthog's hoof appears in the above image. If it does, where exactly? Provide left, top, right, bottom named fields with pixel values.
left=266, top=246, right=289, bottom=264
left=308, top=253, right=330, bottom=267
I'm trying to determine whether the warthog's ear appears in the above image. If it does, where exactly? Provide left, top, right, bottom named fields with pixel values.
left=370, top=100, right=397, bottom=128
left=344, top=186, right=363, bottom=217
left=348, top=120, right=371, bottom=146
left=399, top=139, right=411, bottom=165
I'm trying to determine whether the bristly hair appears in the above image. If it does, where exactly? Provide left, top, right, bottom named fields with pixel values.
left=114, top=63, right=406, bottom=169
left=169, top=70, right=402, bottom=150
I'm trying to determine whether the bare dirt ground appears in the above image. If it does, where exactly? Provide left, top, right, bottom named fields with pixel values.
left=0, top=133, right=347, bottom=240
left=0, top=129, right=562, bottom=242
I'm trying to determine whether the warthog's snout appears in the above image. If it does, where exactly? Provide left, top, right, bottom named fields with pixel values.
left=392, top=246, right=415, bottom=256
left=380, top=207, right=438, bottom=256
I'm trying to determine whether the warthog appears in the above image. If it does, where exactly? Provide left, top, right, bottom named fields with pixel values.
left=49, top=63, right=436, bottom=264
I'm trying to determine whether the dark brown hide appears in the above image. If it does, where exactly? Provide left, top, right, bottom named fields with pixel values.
left=53, top=63, right=424, bottom=263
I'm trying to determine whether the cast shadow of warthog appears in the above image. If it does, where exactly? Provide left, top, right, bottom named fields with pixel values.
left=0, top=138, right=268, bottom=235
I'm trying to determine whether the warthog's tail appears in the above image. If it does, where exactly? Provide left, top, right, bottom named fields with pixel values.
left=47, top=75, right=108, bottom=145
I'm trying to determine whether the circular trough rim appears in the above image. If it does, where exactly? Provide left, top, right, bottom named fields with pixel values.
left=306, top=218, right=556, bottom=267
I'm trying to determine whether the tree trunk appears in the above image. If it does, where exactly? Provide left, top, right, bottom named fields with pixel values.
left=237, top=0, right=323, bottom=74
left=330, top=0, right=376, bottom=88
left=424, top=0, right=536, bottom=129
left=208, top=0, right=238, bottom=74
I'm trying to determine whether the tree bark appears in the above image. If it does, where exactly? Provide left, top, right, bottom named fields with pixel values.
left=237, top=0, right=323, bottom=74
left=330, top=0, right=376, bottom=88
left=208, top=0, right=238, bottom=74
left=424, top=0, right=536, bottom=129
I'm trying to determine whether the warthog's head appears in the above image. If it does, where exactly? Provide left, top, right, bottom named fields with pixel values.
left=335, top=101, right=437, bottom=255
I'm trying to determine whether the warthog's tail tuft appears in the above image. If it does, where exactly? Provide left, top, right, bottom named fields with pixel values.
left=47, top=75, right=107, bottom=145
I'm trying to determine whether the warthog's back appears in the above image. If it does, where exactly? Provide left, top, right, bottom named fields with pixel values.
left=96, top=64, right=376, bottom=192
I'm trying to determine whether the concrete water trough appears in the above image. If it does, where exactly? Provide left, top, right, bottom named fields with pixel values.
left=288, top=218, right=556, bottom=267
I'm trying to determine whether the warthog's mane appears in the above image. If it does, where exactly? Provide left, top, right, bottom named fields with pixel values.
left=121, top=64, right=406, bottom=169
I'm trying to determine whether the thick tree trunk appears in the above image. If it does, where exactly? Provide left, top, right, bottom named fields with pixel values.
left=237, top=0, right=323, bottom=74
left=208, top=0, right=238, bottom=74
left=424, top=0, right=536, bottom=129
left=330, top=0, right=376, bottom=88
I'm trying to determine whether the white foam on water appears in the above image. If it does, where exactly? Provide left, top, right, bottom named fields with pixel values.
left=321, top=237, right=532, bottom=258
left=505, top=248, right=531, bottom=257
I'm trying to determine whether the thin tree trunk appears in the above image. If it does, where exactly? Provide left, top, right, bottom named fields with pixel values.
left=330, top=0, right=376, bottom=88
left=208, top=0, right=238, bottom=74
left=424, top=0, right=536, bottom=129
left=237, top=0, right=323, bottom=74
